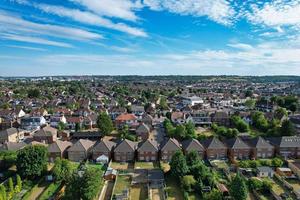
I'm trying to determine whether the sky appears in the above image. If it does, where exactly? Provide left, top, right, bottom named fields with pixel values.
left=0, top=0, right=300, bottom=76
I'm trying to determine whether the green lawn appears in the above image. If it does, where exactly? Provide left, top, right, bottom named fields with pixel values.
left=130, top=184, right=148, bottom=200
left=160, top=162, right=170, bottom=173
left=113, top=175, right=131, bottom=195
left=165, top=174, right=183, bottom=200
left=135, top=162, right=160, bottom=169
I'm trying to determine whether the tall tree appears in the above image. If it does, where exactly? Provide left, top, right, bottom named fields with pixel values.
left=186, top=151, right=200, bottom=166
left=15, top=174, right=22, bottom=193
left=280, top=120, right=295, bottom=136
left=230, top=173, right=248, bottom=200
left=16, top=145, right=48, bottom=179
left=170, top=151, right=188, bottom=178
left=97, top=112, right=114, bottom=135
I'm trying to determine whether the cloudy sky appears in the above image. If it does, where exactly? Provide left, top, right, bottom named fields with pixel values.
left=1, top=0, right=300, bottom=76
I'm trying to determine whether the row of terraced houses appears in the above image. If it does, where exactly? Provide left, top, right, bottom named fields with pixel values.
left=46, top=136, right=300, bottom=163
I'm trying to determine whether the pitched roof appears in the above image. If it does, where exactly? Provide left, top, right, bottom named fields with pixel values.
left=92, top=140, right=116, bottom=152
left=0, top=127, right=20, bottom=137
left=136, top=123, right=150, bottom=133
left=160, top=138, right=181, bottom=151
left=34, top=126, right=57, bottom=137
left=114, top=139, right=137, bottom=152
left=181, top=138, right=204, bottom=151
left=115, top=113, right=137, bottom=121
left=0, top=142, right=26, bottom=151
left=247, top=137, right=274, bottom=149
left=267, top=136, right=300, bottom=148
left=202, top=137, right=226, bottom=149
left=67, top=139, right=95, bottom=152
left=48, top=140, right=72, bottom=153
left=225, top=137, right=251, bottom=149
left=137, top=139, right=158, bottom=152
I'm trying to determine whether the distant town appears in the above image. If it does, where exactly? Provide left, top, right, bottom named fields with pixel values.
left=0, top=75, right=300, bottom=200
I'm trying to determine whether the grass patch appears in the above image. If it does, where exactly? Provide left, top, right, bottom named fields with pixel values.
left=135, top=162, right=160, bottom=169
left=38, top=181, right=62, bottom=200
left=165, top=174, right=183, bottom=200
left=113, top=175, right=131, bottom=195
left=111, top=162, right=129, bottom=170
left=131, top=184, right=148, bottom=200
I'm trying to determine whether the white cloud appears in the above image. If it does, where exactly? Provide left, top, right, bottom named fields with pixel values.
left=0, top=11, right=103, bottom=44
left=143, top=0, right=235, bottom=25
left=70, top=0, right=140, bottom=21
left=5, top=44, right=47, bottom=51
left=227, top=43, right=254, bottom=51
left=1, top=33, right=73, bottom=48
left=247, top=0, right=300, bottom=28
left=31, top=3, right=147, bottom=37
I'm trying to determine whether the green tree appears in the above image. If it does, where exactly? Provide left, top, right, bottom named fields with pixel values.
left=272, top=157, right=283, bottom=167
left=53, top=158, right=73, bottom=182
left=64, top=167, right=103, bottom=200
left=27, top=88, right=40, bottom=98
left=58, top=122, right=65, bottom=131
left=15, top=174, right=22, bottom=193
left=280, top=120, right=295, bottom=136
left=244, top=99, right=256, bottom=110
left=185, top=121, right=196, bottom=139
left=203, top=189, right=222, bottom=200
left=16, top=145, right=48, bottom=179
left=175, top=124, right=187, bottom=139
left=230, top=173, right=248, bottom=200
left=181, top=175, right=196, bottom=192
left=275, top=107, right=288, bottom=120
left=170, top=151, right=188, bottom=178
left=186, top=151, right=200, bottom=166
left=75, top=122, right=81, bottom=132
left=97, top=112, right=114, bottom=135
left=0, top=184, right=7, bottom=200
left=8, top=177, right=14, bottom=197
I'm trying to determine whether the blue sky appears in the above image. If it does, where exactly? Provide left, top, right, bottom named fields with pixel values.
left=0, top=0, right=300, bottom=76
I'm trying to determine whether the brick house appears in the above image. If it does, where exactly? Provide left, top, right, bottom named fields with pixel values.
left=181, top=138, right=205, bottom=158
left=33, top=126, right=57, bottom=144
left=67, top=139, right=95, bottom=162
left=160, top=138, right=181, bottom=162
left=225, top=137, right=251, bottom=160
left=268, top=136, right=300, bottom=159
left=136, top=123, right=151, bottom=141
left=247, top=136, right=274, bottom=159
left=92, top=139, right=116, bottom=160
left=0, top=128, right=25, bottom=144
left=202, top=137, right=227, bottom=160
left=114, top=139, right=137, bottom=162
left=137, top=139, right=159, bottom=161
left=48, top=140, right=72, bottom=162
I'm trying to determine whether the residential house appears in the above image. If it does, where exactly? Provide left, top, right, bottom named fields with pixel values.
left=65, top=116, right=83, bottom=130
left=109, top=106, right=126, bottom=120
left=182, top=96, right=203, bottom=106
left=92, top=139, right=116, bottom=160
left=186, top=111, right=212, bottom=127
left=67, top=139, right=95, bottom=162
left=48, top=140, right=72, bottom=162
left=33, top=126, right=57, bottom=144
left=141, top=113, right=153, bottom=128
left=202, top=137, right=227, bottom=160
left=114, top=139, right=137, bottom=162
left=290, top=115, right=300, bottom=134
left=0, top=128, right=25, bottom=144
left=49, top=115, right=66, bottom=128
left=0, top=142, right=26, bottom=151
left=247, top=137, right=274, bottom=159
left=72, top=131, right=102, bottom=140
left=181, top=138, right=205, bottom=158
left=137, top=139, right=159, bottom=161
left=160, top=138, right=181, bottom=162
left=131, top=105, right=145, bottom=119
left=136, top=123, right=151, bottom=140
left=268, top=136, right=300, bottom=159
left=288, top=160, right=300, bottom=179
left=171, top=111, right=185, bottom=124
left=115, top=113, right=138, bottom=128
left=211, top=111, right=230, bottom=126
left=225, top=137, right=251, bottom=160
left=21, top=116, right=46, bottom=131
